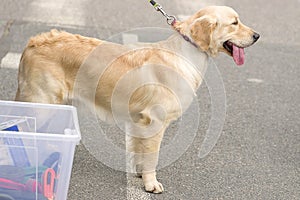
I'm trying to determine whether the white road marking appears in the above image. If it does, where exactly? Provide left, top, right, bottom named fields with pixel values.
left=247, top=78, right=264, bottom=83
left=176, top=0, right=225, bottom=22
left=122, top=33, right=139, bottom=45
left=177, top=15, right=190, bottom=21
left=0, top=52, right=22, bottom=69
left=23, top=0, right=86, bottom=26
left=176, top=0, right=225, bottom=14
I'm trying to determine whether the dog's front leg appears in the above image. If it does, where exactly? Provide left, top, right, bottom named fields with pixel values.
left=126, top=126, right=165, bottom=193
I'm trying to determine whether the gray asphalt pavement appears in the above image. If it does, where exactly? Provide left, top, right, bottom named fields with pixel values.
left=0, top=0, right=299, bottom=199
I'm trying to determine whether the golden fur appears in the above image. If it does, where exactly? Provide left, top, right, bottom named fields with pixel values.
left=15, top=6, right=259, bottom=193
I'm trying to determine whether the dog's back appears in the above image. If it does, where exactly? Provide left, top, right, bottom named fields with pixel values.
left=15, top=30, right=102, bottom=104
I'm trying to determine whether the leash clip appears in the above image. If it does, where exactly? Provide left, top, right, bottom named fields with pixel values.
left=149, top=0, right=176, bottom=25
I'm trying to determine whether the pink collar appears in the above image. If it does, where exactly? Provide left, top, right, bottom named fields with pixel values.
left=171, top=20, right=199, bottom=49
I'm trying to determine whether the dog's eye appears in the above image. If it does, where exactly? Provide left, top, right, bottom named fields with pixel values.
left=232, top=21, right=238, bottom=25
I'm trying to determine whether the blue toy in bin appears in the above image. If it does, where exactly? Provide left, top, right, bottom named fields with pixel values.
left=2, top=123, right=31, bottom=167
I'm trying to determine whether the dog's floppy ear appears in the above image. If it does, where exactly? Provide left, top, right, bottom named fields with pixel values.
left=190, top=16, right=217, bottom=56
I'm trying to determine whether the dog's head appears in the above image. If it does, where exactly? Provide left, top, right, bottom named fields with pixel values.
left=174, top=6, right=260, bottom=65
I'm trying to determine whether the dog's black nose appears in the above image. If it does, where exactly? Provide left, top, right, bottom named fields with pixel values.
left=253, top=32, right=260, bottom=42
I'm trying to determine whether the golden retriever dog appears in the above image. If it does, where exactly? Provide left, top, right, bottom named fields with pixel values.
left=15, top=6, right=259, bottom=193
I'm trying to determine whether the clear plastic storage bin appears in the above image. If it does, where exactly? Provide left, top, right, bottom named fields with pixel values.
left=0, top=100, right=81, bottom=200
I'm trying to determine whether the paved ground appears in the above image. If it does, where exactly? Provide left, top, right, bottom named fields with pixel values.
left=0, top=0, right=299, bottom=199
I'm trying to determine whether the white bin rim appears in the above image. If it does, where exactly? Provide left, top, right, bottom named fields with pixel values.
left=0, top=100, right=81, bottom=143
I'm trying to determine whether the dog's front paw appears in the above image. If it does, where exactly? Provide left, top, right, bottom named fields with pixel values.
left=144, top=180, right=164, bottom=193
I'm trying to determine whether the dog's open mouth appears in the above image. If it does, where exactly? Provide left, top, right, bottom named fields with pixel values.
left=223, top=41, right=245, bottom=66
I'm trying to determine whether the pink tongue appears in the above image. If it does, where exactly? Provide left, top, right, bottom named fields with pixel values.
left=232, top=45, right=245, bottom=66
